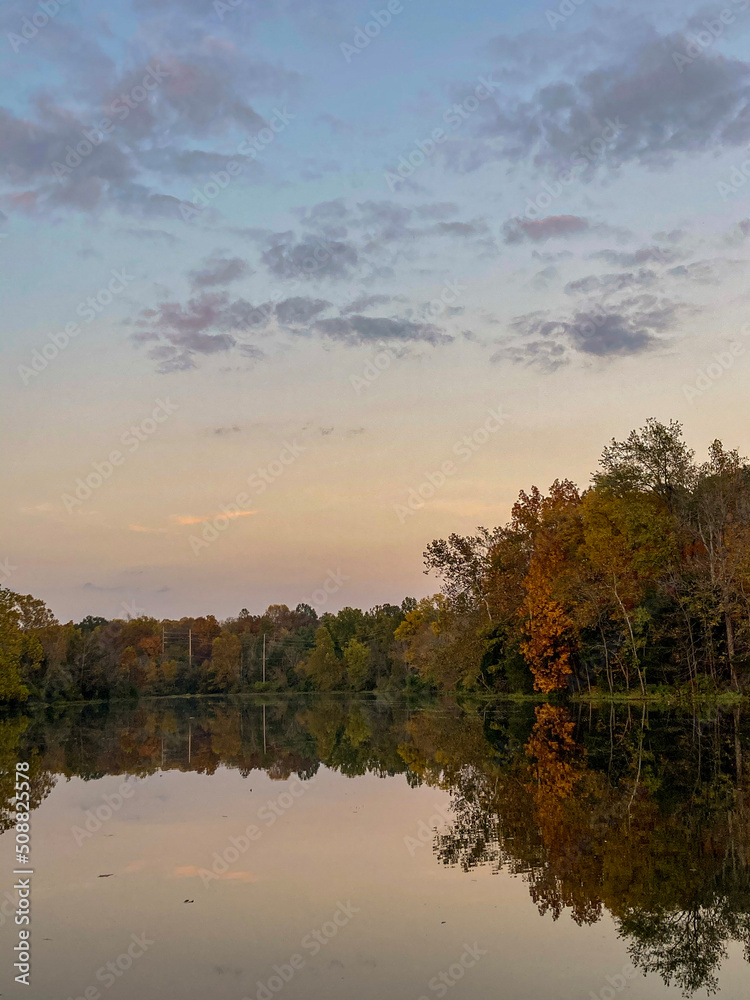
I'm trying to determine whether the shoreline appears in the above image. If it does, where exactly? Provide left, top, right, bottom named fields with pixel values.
left=4, top=687, right=747, bottom=712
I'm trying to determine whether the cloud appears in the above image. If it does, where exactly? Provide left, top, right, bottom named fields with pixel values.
left=168, top=330, right=235, bottom=353
left=213, top=425, right=242, bottom=435
left=592, top=245, right=686, bottom=267
left=0, top=38, right=298, bottom=221
left=250, top=200, right=496, bottom=291
left=123, top=861, right=148, bottom=873
left=503, top=215, right=615, bottom=244
left=566, top=306, right=663, bottom=356
left=131, top=280, right=453, bottom=370
left=294, top=198, right=349, bottom=227
left=139, top=147, right=258, bottom=180
left=725, top=219, right=750, bottom=244
left=128, top=524, right=169, bottom=533
left=504, top=215, right=590, bottom=243
left=261, top=236, right=359, bottom=282
left=341, top=293, right=399, bottom=315
left=0, top=100, right=203, bottom=221
left=586, top=250, right=737, bottom=288
left=356, top=199, right=414, bottom=238
left=189, top=256, right=253, bottom=289
left=502, top=293, right=690, bottom=366
left=653, top=228, right=687, bottom=244
left=317, top=113, right=353, bottom=135
left=315, top=314, right=451, bottom=345
left=434, top=219, right=490, bottom=238
left=564, top=270, right=657, bottom=295
left=274, top=296, right=331, bottom=324
left=174, top=510, right=257, bottom=525
left=453, top=12, right=750, bottom=176
left=132, top=291, right=266, bottom=371
left=532, top=265, right=559, bottom=290
left=414, top=202, right=460, bottom=220
left=667, top=259, right=737, bottom=285
left=118, top=227, right=179, bottom=245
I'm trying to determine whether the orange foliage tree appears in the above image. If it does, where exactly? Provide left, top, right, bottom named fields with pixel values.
left=514, top=480, right=582, bottom=692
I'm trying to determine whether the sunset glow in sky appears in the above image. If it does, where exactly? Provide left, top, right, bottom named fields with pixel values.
left=2, top=0, right=749, bottom=620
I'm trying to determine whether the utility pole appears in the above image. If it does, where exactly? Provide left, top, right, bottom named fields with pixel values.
left=189, top=629, right=192, bottom=669
left=262, top=633, right=266, bottom=683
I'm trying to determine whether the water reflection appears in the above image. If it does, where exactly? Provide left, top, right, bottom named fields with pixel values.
left=1, top=696, right=749, bottom=996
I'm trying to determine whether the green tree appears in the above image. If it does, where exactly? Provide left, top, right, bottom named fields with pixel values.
left=0, top=589, right=43, bottom=702
left=581, top=487, right=677, bottom=694
left=297, top=627, right=345, bottom=690
left=343, top=637, right=370, bottom=690
left=77, top=615, right=109, bottom=633
left=594, top=418, right=695, bottom=512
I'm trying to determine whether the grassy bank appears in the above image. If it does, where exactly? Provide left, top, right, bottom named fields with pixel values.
left=572, top=684, right=747, bottom=709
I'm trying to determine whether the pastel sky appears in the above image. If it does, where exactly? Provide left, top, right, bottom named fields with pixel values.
left=2, top=0, right=749, bottom=622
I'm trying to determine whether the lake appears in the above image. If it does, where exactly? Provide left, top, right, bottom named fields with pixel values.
left=1, top=696, right=749, bottom=1000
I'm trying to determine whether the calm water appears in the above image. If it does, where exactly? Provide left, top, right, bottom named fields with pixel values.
left=1, top=697, right=749, bottom=1000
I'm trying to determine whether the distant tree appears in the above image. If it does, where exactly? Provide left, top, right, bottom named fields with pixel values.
left=77, top=615, right=109, bottom=633
left=191, top=615, right=222, bottom=660
left=323, top=607, right=365, bottom=653
left=119, top=646, right=139, bottom=688
left=344, top=637, right=370, bottom=690
left=211, top=633, right=241, bottom=690
left=297, top=627, right=345, bottom=690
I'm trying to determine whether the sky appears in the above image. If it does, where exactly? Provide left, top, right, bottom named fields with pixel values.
left=2, top=0, right=750, bottom=622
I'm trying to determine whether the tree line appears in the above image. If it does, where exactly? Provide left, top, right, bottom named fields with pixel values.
left=2, top=418, right=749, bottom=703
left=0, top=592, right=417, bottom=702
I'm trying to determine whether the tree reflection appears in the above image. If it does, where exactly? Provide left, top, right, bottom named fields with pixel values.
left=419, top=704, right=750, bottom=995
left=1, top=696, right=748, bottom=994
